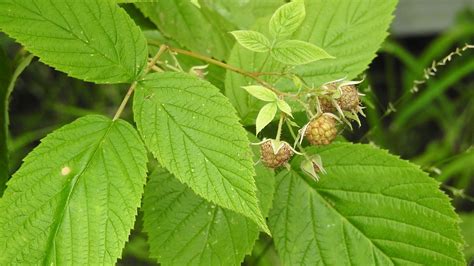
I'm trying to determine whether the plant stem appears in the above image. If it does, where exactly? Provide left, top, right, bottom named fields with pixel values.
left=112, top=45, right=167, bottom=121
left=275, top=114, right=285, bottom=141
left=286, top=120, right=307, bottom=155
left=148, top=42, right=285, bottom=96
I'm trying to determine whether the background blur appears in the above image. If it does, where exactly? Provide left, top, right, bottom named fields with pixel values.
left=1, top=0, right=473, bottom=265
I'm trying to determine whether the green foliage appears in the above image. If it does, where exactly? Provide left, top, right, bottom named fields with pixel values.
left=459, top=213, right=474, bottom=262
left=269, top=143, right=465, bottom=265
left=143, top=141, right=274, bottom=265
left=136, top=0, right=235, bottom=60
left=231, top=30, right=272, bottom=53
left=0, top=115, right=148, bottom=264
left=256, top=102, right=278, bottom=135
left=270, top=39, right=334, bottom=65
left=225, top=0, right=397, bottom=121
left=133, top=72, right=269, bottom=233
left=0, top=0, right=147, bottom=84
left=269, top=0, right=305, bottom=40
left=0, top=0, right=470, bottom=264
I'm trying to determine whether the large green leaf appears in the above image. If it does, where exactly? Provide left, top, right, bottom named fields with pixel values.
left=225, top=0, right=397, bottom=122
left=143, top=150, right=274, bottom=266
left=0, top=52, right=34, bottom=195
left=0, top=0, right=147, bottom=84
left=133, top=72, right=269, bottom=233
left=136, top=0, right=235, bottom=60
left=0, top=115, right=148, bottom=264
left=269, top=143, right=465, bottom=265
left=201, top=0, right=284, bottom=29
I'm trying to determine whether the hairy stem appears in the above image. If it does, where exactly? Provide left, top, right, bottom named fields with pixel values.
left=113, top=45, right=168, bottom=121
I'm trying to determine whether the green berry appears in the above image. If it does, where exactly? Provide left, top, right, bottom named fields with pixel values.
left=304, top=114, right=338, bottom=145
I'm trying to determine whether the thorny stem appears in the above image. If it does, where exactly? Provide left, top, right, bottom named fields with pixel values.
left=113, top=45, right=168, bottom=121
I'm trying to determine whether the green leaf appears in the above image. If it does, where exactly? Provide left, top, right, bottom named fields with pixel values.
left=0, top=115, right=148, bottom=264
left=256, top=102, right=278, bottom=135
left=271, top=40, right=333, bottom=65
left=269, top=143, right=465, bottom=265
left=143, top=139, right=274, bottom=265
left=276, top=99, right=292, bottom=117
left=0, top=52, right=34, bottom=195
left=136, top=0, right=235, bottom=60
left=459, top=213, right=474, bottom=262
left=269, top=0, right=305, bottom=40
left=133, top=72, right=269, bottom=234
left=0, top=0, right=147, bottom=84
left=202, top=0, right=285, bottom=29
left=225, top=0, right=397, bottom=121
left=242, top=85, right=278, bottom=102
left=231, top=30, right=271, bottom=53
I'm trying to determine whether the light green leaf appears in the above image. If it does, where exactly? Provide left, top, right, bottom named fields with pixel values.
left=190, top=0, right=201, bottom=8
left=225, top=0, right=397, bottom=121
left=459, top=213, right=474, bottom=262
left=256, top=102, right=278, bottom=135
left=143, top=139, right=274, bottom=265
left=0, top=0, right=147, bottom=84
left=133, top=72, right=269, bottom=234
left=269, top=0, right=305, bottom=40
left=243, top=85, right=278, bottom=102
left=0, top=52, right=34, bottom=195
left=136, top=0, right=235, bottom=60
left=271, top=40, right=333, bottom=65
left=0, top=115, right=148, bottom=264
left=276, top=99, right=292, bottom=117
left=269, top=143, right=465, bottom=265
left=231, top=30, right=271, bottom=53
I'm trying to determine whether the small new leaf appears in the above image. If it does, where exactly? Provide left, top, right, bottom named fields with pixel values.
left=269, top=0, right=306, bottom=40
left=231, top=30, right=272, bottom=53
left=242, top=85, right=278, bottom=102
left=256, top=102, right=278, bottom=135
left=276, top=99, right=293, bottom=117
left=271, top=40, right=334, bottom=65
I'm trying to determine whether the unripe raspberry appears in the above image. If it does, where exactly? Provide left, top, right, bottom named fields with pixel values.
left=318, top=96, right=335, bottom=113
left=260, top=140, right=294, bottom=168
left=337, top=85, right=360, bottom=111
left=304, top=114, right=338, bottom=145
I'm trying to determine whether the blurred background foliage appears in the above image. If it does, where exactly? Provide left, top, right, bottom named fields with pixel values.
left=0, top=1, right=473, bottom=265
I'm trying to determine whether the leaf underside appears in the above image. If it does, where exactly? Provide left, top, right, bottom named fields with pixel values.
left=0, top=115, right=148, bottom=264
left=0, top=0, right=148, bottom=84
left=269, top=143, right=465, bottom=265
left=133, top=72, right=268, bottom=233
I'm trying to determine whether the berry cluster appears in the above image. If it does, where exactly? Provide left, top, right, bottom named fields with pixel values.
left=258, top=79, right=365, bottom=174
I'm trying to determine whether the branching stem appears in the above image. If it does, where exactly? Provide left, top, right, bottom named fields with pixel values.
left=113, top=44, right=168, bottom=121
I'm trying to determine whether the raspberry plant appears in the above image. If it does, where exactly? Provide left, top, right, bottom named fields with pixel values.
left=0, top=0, right=467, bottom=265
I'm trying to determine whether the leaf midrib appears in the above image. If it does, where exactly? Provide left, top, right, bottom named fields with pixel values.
left=42, top=120, right=115, bottom=264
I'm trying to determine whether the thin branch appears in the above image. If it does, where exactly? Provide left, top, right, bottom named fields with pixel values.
left=112, top=45, right=168, bottom=121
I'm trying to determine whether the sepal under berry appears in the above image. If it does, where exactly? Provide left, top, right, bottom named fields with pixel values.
left=301, top=154, right=326, bottom=181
